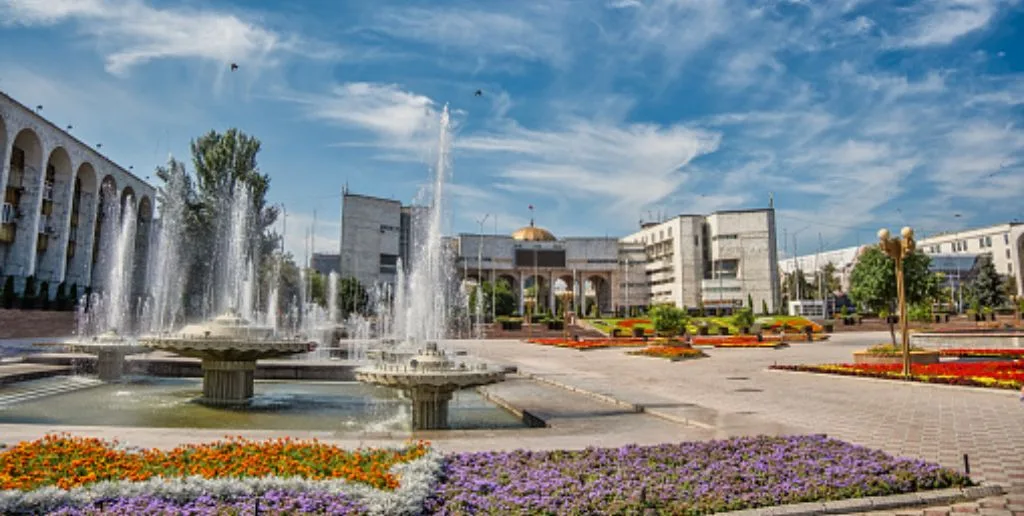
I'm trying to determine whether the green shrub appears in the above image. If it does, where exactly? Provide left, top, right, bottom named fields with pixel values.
left=761, top=299, right=769, bottom=316
left=20, top=275, right=37, bottom=309
left=732, top=308, right=755, bottom=329
left=1, top=276, right=15, bottom=309
left=650, top=304, right=689, bottom=336
left=908, top=303, right=932, bottom=323
left=38, top=281, right=51, bottom=310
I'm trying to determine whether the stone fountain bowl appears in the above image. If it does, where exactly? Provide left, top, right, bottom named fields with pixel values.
left=355, top=341, right=505, bottom=390
left=137, top=312, right=316, bottom=361
left=66, top=331, right=150, bottom=354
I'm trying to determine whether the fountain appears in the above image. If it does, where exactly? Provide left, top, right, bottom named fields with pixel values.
left=69, top=191, right=149, bottom=381
left=354, top=106, right=506, bottom=430
left=139, top=311, right=314, bottom=406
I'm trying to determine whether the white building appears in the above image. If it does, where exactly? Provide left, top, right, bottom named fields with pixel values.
left=0, top=91, right=155, bottom=295
left=621, top=209, right=780, bottom=314
left=778, top=222, right=1024, bottom=298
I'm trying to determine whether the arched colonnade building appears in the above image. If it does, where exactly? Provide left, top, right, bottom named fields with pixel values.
left=0, top=91, right=156, bottom=297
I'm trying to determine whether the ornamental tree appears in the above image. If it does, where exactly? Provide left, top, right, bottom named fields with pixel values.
left=849, top=247, right=940, bottom=345
left=968, top=259, right=1006, bottom=309
left=650, top=304, right=689, bottom=336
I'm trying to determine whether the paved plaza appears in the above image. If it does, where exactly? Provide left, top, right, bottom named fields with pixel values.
left=1, top=331, right=1022, bottom=513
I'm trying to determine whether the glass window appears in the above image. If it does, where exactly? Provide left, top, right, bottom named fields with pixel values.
left=979, top=237, right=984, bottom=248
left=986, top=236, right=992, bottom=247
left=1005, top=233, right=1009, bottom=245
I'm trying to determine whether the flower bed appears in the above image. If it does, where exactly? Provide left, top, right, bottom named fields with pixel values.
left=772, top=362, right=1024, bottom=389
left=627, top=346, right=707, bottom=360
left=527, top=335, right=791, bottom=350
left=713, top=341, right=789, bottom=349
left=525, top=338, right=648, bottom=350
left=939, top=348, right=1024, bottom=359
left=423, top=435, right=971, bottom=515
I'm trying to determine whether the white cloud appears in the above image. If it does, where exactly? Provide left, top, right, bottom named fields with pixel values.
left=892, top=0, right=1008, bottom=48
left=369, top=6, right=569, bottom=67
left=0, top=0, right=310, bottom=77
left=459, top=119, right=721, bottom=212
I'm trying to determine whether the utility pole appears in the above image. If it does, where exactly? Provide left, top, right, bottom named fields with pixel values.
left=476, top=214, right=490, bottom=336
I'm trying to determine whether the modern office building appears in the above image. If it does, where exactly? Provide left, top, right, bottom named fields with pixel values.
left=0, top=91, right=155, bottom=295
left=310, top=252, right=340, bottom=277
left=339, top=192, right=422, bottom=289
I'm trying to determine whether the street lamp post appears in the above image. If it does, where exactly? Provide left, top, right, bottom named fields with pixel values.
left=476, top=214, right=490, bottom=337
left=878, top=226, right=917, bottom=378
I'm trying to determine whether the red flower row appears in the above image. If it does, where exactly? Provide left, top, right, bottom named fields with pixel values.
left=939, top=348, right=1024, bottom=358
left=772, top=361, right=1024, bottom=389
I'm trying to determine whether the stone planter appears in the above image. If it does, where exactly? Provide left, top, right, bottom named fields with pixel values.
left=852, top=350, right=940, bottom=365
left=632, top=327, right=645, bottom=338
left=823, top=322, right=834, bottom=334
left=547, top=321, right=565, bottom=331
left=697, top=326, right=709, bottom=336
left=500, top=321, right=522, bottom=331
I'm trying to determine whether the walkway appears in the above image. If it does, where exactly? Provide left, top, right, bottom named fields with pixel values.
left=449, top=333, right=1024, bottom=493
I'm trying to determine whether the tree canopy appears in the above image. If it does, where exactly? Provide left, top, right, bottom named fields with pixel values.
left=650, top=304, right=689, bottom=336
left=968, top=259, right=1006, bottom=308
left=849, top=247, right=941, bottom=314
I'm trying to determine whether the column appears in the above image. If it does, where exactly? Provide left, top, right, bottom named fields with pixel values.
left=548, top=270, right=556, bottom=314
left=408, top=386, right=454, bottom=430
left=518, top=271, right=525, bottom=315
left=96, top=349, right=126, bottom=382
left=200, top=359, right=257, bottom=406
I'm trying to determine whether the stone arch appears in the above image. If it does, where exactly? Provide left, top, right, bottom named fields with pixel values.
left=555, top=274, right=574, bottom=315
left=120, top=185, right=135, bottom=216
left=584, top=274, right=611, bottom=317
left=132, top=195, right=153, bottom=299
left=2, top=128, right=44, bottom=278
left=35, top=146, right=73, bottom=282
left=0, top=114, right=11, bottom=264
left=90, top=175, right=119, bottom=287
left=65, top=162, right=98, bottom=287
left=0, top=112, right=8, bottom=198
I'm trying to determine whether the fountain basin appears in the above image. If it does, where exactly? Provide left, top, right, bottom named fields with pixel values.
left=139, top=312, right=315, bottom=406
left=66, top=331, right=150, bottom=382
left=355, top=342, right=505, bottom=430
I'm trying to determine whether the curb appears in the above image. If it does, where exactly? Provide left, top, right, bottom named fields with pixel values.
left=765, top=368, right=1020, bottom=396
left=523, top=373, right=717, bottom=430
left=717, top=484, right=1005, bottom=515
left=475, top=385, right=547, bottom=428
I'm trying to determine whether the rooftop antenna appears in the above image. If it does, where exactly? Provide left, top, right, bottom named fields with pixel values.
left=769, top=192, right=774, bottom=209
left=528, top=204, right=535, bottom=226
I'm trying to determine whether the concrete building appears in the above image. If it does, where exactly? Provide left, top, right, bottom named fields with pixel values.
left=339, top=191, right=780, bottom=316
left=779, top=245, right=867, bottom=295
left=619, top=209, right=780, bottom=314
left=339, top=192, right=420, bottom=289
left=0, top=91, right=155, bottom=295
left=310, top=252, right=340, bottom=277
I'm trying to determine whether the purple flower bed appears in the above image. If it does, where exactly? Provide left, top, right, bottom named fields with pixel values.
left=48, top=490, right=367, bottom=515
left=424, top=435, right=971, bottom=515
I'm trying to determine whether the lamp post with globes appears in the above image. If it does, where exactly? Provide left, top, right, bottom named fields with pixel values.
left=878, top=226, right=916, bottom=378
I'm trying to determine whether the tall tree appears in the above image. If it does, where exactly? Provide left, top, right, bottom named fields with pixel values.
left=469, top=280, right=516, bottom=318
left=849, top=247, right=941, bottom=344
left=159, top=129, right=281, bottom=317
left=968, top=259, right=1006, bottom=309
left=337, top=277, right=368, bottom=317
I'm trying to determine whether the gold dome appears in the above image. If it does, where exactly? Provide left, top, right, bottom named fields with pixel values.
left=512, top=222, right=556, bottom=241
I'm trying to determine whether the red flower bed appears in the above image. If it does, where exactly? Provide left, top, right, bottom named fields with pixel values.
left=939, top=349, right=1024, bottom=358
left=525, top=338, right=648, bottom=350
left=616, top=318, right=650, bottom=329
left=627, top=346, right=706, bottom=360
left=772, top=361, right=1024, bottom=389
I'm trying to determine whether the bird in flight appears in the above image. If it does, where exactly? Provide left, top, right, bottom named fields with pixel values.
left=230, top=63, right=239, bottom=72
left=474, top=89, right=483, bottom=97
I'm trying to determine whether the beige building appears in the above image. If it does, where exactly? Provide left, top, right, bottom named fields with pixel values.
left=0, top=91, right=155, bottom=295
left=917, top=223, right=1023, bottom=296
left=455, top=208, right=781, bottom=316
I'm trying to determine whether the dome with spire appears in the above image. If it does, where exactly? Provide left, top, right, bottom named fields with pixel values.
left=512, top=220, right=557, bottom=241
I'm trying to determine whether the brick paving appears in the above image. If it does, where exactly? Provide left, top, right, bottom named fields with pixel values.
left=452, top=332, right=1024, bottom=495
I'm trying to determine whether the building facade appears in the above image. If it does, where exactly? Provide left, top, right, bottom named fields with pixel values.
left=779, top=222, right=1024, bottom=299
left=0, top=91, right=155, bottom=295
left=339, top=192, right=418, bottom=289
left=454, top=208, right=780, bottom=316
left=310, top=252, right=340, bottom=277
left=619, top=209, right=780, bottom=314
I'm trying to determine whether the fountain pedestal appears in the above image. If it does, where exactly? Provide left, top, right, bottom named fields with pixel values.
left=96, top=349, right=127, bottom=382
left=356, top=342, right=505, bottom=430
left=201, top=360, right=256, bottom=406
left=409, top=386, right=454, bottom=430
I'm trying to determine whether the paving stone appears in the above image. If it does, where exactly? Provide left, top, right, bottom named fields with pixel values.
left=953, top=503, right=982, bottom=513
left=923, top=509, right=952, bottom=516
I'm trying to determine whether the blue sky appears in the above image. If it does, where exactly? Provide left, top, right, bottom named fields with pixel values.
left=1, top=0, right=1023, bottom=259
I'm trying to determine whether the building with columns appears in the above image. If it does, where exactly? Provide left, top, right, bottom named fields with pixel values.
left=454, top=208, right=781, bottom=316
left=0, top=91, right=155, bottom=296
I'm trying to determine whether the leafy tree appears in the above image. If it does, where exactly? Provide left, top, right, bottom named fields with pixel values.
left=1, top=276, right=14, bottom=309
left=761, top=299, right=769, bottom=316
left=747, top=294, right=754, bottom=309
left=307, top=269, right=327, bottom=307
left=849, top=247, right=941, bottom=345
left=732, top=307, right=755, bottom=330
left=650, top=304, right=689, bottom=336
left=38, top=281, right=50, bottom=310
left=967, top=259, right=1005, bottom=309
left=782, top=270, right=813, bottom=300
left=156, top=130, right=281, bottom=318
left=54, top=282, right=67, bottom=311
left=469, top=280, right=516, bottom=319
left=1002, top=275, right=1017, bottom=302
left=337, top=276, right=368, bottom=316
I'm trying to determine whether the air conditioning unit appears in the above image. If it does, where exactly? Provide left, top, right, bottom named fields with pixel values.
left=1, top=203, right=14, bottom=224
